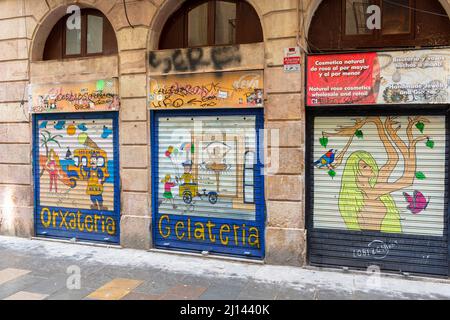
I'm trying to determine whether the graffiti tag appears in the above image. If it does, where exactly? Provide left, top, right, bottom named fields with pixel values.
left=149, top=46, right=242, bottom=74
left=353, top=240, right=398, bottom=260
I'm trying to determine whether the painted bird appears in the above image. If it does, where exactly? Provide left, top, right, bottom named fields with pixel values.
left=39, top=121, right=48, bottom=129
left=403, top=190, right=430, bottom=214
left=77, top=123, right=88, bottom=131
left=101, top=125, right=112, bottom=139
left=54, top=120, right=66, bottom=130
left=314, top=149, right=336, bottom=169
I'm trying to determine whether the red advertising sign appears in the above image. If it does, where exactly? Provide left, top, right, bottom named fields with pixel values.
left=307, top=52, right=379, bottom=106
left=307, top=49, right=450, bottom=106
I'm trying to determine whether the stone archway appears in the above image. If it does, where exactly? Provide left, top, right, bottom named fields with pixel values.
left=304, top=0, right=450, bottom=34
left=147, top=0, right=266, bottom=51
left=30, top=1, right=118, bottom=62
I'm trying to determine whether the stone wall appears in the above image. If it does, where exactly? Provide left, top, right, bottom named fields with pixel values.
left=0, top=0, right=34, bottom=237
left=0, top=0, right=305, bottom=266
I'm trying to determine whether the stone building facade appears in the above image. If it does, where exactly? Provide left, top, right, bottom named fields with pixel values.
left=0, top=0, right=449, bottom=269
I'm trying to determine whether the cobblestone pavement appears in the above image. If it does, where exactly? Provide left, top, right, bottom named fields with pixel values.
left=0, top=236, right=449, bottom=300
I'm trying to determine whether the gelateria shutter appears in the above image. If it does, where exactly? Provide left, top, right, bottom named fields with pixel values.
left=309, top=115, right=448, bottom=276
left=153, top=113, right=265, bottom=258
left=34, top=114, right=120, bottom=244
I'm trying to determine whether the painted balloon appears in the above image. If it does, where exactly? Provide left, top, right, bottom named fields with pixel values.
left=67, top=124, right=76, bottom=136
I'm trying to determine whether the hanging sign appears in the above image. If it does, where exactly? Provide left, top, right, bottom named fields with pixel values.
left=306, top=48, right=450, bottom=106
left=29, top=79, right=120, bottom=113
left=149, top=70, right=264, bottom=110
left=284, top=47, right=301, bottom=72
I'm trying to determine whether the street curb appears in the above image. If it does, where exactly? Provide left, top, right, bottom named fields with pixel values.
left=303, top=265, right=450, bottom=285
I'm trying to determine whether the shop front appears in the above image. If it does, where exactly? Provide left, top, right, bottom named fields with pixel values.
left=149, top=70, right=265, bottom=259
left=30, top=79, right=121, bottom=244
left=306, top=49, right=450, bottom=276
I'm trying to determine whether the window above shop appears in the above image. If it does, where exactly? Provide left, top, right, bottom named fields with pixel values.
left=344, top=0, right=413, bottom=36
left=159, top=0, right=263, bottom=49
left=43, top=9, right=118, bottom=60
left=308, top=0, right=450, bottom=52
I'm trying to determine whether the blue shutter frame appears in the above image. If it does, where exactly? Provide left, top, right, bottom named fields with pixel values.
left=32, top=112, right=120, bottom=244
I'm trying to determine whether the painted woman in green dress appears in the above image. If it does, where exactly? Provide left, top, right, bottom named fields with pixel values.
left=323, top=116, right=429, bottom=233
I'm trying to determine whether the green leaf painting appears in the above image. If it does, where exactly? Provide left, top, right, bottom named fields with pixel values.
left=328, top=169, right=336, bottom=178
left=415, top=172, right=426, bottom=180
left=320, top=136, right=328, bottom=148
left=416, top=121, right=425, bottom=133
left=355, top=130, right=363, bottom=139
left=426, top=138, right=435, bottom=149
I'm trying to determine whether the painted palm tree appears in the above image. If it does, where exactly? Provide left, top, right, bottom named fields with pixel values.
left=39, top=130, right=62, bottom=177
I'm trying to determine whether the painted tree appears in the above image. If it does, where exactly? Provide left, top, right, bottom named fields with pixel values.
left=39, top=130, right=62, bottom=177
left=322, top=116, right=430, bottom=233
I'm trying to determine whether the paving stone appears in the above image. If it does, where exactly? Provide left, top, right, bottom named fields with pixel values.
left=237, top=282, right=281, bottom=300
left=4, top=291, right=48, bottom=300
left=13, top=257, right=74, bottom=277
left=0, top=274, right=46, bottom=299
left=87, top=278, right=143, bottom=300
left=81, top=267, right=120, bottom=289
left=315, top=288, right=354, bottom=300
left=24, top=274, right=71, bottom=295
left=161, top=284, right=208, bottom=300
left=179, top=275, right=214, bottom=288
left=200, top=279, right=248, bottom=300
left=352, top=290, right=396, bottom=300
left=0, top=268, right=30, bottom=285
left=275, top=286, right=315, bottom=300
left=47, top=288, right=93, bottom=300
left=134, top=271, right=186, bottom=295
left=122, top=292, right=161, bottom=300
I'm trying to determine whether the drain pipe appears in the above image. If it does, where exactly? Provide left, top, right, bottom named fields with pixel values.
left=297, top=0, right=308, bottom=53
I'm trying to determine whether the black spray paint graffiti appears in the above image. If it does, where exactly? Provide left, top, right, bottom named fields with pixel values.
left=149, top=46, right=242, bottom=74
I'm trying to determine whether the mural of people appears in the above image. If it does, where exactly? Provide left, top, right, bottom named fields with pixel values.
left=82, top=155, right=108, bottom=211
left=157, top=115, right=258, bottom=221
left=160, top=174, right=177, bottom=209
left=180, top=160, right=194, bottom=184
left=46, top=149, right=60, bottom=193
left=38, top=119, right=115, bottom=211
left=315, top=116, right=444, bottom=235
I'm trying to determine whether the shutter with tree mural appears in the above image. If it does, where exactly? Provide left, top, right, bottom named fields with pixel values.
left=309, top=115, right=448, bottom=276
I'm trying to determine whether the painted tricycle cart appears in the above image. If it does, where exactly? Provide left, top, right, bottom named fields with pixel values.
left=179, top=183, right=218, bottom=205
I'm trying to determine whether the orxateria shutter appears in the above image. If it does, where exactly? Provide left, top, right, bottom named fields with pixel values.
left=34, top=113, right=120, bottom=244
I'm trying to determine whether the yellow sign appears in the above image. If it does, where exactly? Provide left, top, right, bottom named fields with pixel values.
left=149, top=71, right=264, bottom=110
left=158, top=215, right=260, bottom=248
left=29, top=79, right=120, bottom=113
left=40, top=207, right=117, bottom=236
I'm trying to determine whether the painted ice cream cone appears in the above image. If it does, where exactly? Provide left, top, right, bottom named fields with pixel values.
left=78, top=133, right=99, bottom=149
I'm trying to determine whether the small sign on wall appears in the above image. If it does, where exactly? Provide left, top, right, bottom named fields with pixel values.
left=284, top=47, right=301, bottom=72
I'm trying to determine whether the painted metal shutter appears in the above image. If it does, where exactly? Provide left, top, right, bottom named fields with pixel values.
left=309, top=115, right=448, bottom=276
left=152, top=110, right=265, bottom=259
left=33, top=113, right=120, bottom=244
